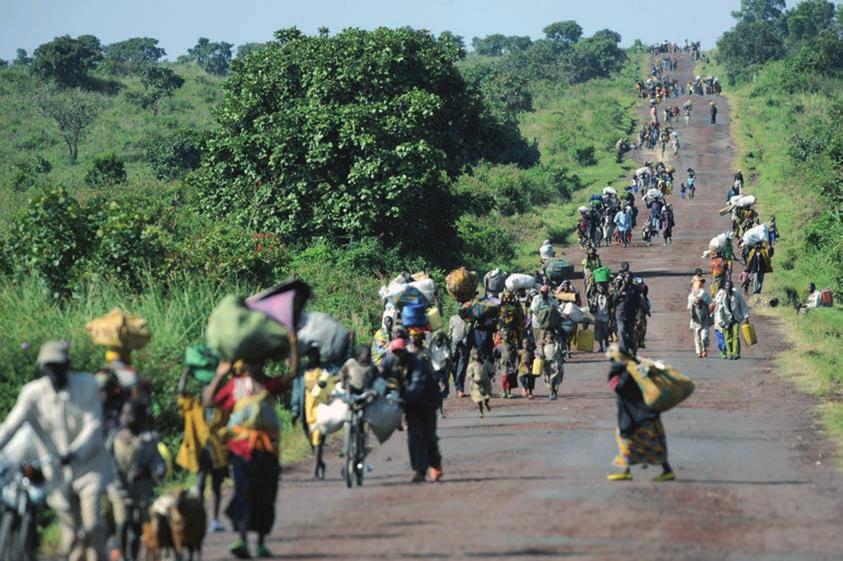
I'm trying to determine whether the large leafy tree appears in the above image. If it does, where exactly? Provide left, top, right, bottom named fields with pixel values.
left=717, top=20, right=785, bottom=78
left=31, top=35, right=103, bottom=88
left=126, top=66, right=184, bottom=114
left=14, top=48, right=32, bottom=66
left=103, top=37, right=166, bottom=74
left=188, top=37, right=233, bottom=75
left=194, top=27, right=534, bottom=258
left=543, top=21, right=582, bottom=46
left=732, top=0, right=786, bottom=23
left=785, top=0, right=836, bottom=42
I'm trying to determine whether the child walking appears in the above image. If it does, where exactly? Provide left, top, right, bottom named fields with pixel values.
left=517, top=339, right=535, bottom=400
left=496, top=342, right=518, bottom=399
left=467, top=349, right=492, bottom=417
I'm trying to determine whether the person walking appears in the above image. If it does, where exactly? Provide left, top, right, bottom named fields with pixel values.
left=382, top=338, right=443, bottom=482
left=613, top=206, right=632, bottom=247
left=204, top=359, right=289, bottom=558
left=709, top=101, right=718, bottom=124
left=688, top=281, right=713, bottom=358
left=745, top=243, right=773, bottom=295
left=606, top=347, right=675, bottom=482
left=661, top=203, right=675, bottom=245
left=517, top=338, right=536, bottom=399
left=714, top=280, right=750, bottom=360
left=448, top=313, right=469, bottom=398
left=589, top=283, right=612, bottom=353
left=467, top=349, right=493, bottom=416
left=612, top=268, right=642, bottom=355
left=0, top=341, right=112, bottom=561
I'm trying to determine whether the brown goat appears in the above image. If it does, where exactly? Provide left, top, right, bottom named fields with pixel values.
left=142, top=489, right=207, bottom=561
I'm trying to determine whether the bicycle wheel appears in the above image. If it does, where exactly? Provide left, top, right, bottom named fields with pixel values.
left=344, top=423, right=356, bottom=489
left=354, top=425, right=366, bottom=487
left=14, top=511, right=33, bottom=561
left=0, top=510, right=16, bottom=561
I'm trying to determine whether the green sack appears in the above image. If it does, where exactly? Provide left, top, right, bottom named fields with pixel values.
left=536, top=305, right=562, bottom=330
left=207, top=295, right=290, bottom=363
left=593, top=267, right=611, bottom=284
left=184, top=344, right=219, bottom=384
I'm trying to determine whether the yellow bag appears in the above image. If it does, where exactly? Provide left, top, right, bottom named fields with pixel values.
left=427, top=307, right=444, bottom=332
left=445, top=267, right=478, bottom=303
left=624, top=356, right=695, bottom=412
left=741, top=323, right=757, bottom=345
left=531, top=357, right=544, bottom=376
left=576, top=329, right=594, bottom=353
left=86, top=308, right=151, bottom=350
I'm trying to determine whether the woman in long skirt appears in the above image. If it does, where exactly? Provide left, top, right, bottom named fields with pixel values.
left=606, top=351, right=675, bottom=481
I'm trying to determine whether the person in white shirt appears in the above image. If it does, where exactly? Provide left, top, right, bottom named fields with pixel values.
left=0, top=341, right=111, bottom=561
left=804, top=283, right=823, bottom=310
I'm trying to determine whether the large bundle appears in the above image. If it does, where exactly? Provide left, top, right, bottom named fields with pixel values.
left=314, top=399, right=350, bottom=437
left=483, top=268, right=509, bottom=294
left=623, top=356, right=695, bottom=412
left=742, top=223, right=769, bottom=247
left=207, top=296, right=290, bottom=362
left=544, top=258, right=575, bottom=283
left=735, top=195, right=756, bottom=208
left=245, top=279, right=311, bottom=331
left=602, top=186, right=618, bottom=197
left=703, top=232, right=730, bottom=257
left=535, top=305, right=562, bottom=330
left=578, top=206, right=589, bottom=214
left=296, top=312, right=352, bottom=366
left=445, top=267, right=478, bottom=303
left=86, top=308, right=151, bottom=350
left=644, top=188, right=663, bottom=204
left=458, top=299, right=500, bottom=322
left=365, top=379, right=403, bottom=443
left=635, top=166, right=650, bottom=178
left=401, top=304, right=429, bottom=329
left=505, top=273, right=536, bottom=292
left=561, top=302, right=584, bottom=323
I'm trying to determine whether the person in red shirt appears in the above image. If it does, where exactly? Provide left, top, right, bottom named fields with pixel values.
left=203, top=359, right=290, bottom=559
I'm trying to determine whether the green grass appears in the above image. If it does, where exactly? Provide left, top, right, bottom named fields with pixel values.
left=698, top=55, right=843, bottom=462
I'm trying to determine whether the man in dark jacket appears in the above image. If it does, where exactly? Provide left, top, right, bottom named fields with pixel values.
left=382, top=338, right=443, bottom=483
left=612, top=269, right=642, bottom=355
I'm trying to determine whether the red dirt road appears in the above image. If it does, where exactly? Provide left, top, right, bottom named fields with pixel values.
left=203, top=54, right=843, bottom=561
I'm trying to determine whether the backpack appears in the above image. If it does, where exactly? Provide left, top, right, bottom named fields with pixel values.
left=536, top=305, right=562, bottom=330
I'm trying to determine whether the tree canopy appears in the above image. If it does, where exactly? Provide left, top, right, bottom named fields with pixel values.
left=188, top=37, right=233, bottom=75
left=193, top=27, right=537, bottom=259
left=32, top=34, right=103, bottom=88
left=126, top=66, right=184, bottom=114
left=103, top=37, right=166, bottom=74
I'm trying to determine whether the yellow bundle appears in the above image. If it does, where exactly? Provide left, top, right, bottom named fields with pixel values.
left=86, top=308, right=151, bottom=350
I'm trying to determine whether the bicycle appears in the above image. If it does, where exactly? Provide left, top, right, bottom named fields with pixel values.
left=0, top=458, right=49, bottom=561
left=340, top=390, right=376, bottom=489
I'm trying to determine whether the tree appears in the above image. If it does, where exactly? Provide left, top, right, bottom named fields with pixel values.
left=543, top=21, right=583, bottom=46
left=35, top=84, right=102, bottom=162
left=32, top=34, right=103, bottom=88
left=85, top=153, right=127, bottom=186
left=462, top=63, right=533, bottom=119
left=438, top=31, right=466, bottom=59
left=235, top=42, right=267, bottom=59
left=126, top=66, right=184, bottom=114
left=194, top=27, right=535, bottom=259
left=732, top=0, right=786, bottom=23
left=567, top=31, right=627, bottom=82
left=472, top=34, right=509, bottom=56
left=505, top=36, right=533, bottom=53
left=717, top=20, right=785, bottom=78
left=188, top=37, right=233, bottom=75
left=14, top=48, right=32, bottom=65
left=103, top=37, right=166, bottom=74
left=785, top=0, right=836, bottom=42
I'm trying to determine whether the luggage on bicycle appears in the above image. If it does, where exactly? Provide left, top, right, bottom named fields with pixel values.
left=364, top=390, right=403, bottom=444
left=314, top=399, right=350, bottom=437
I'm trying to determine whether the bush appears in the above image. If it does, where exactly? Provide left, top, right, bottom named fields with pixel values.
left=10, top=187, right=94, bottom=295
left=85, top=153, right=127, bottom=186
left=146, top=129, right=203, bottom=181
left=572, top=144, right=597, bottom=166
left=8, top=155, right=51, bottom=191
left=88, top=201, right=169, bottom=290
left=457, top=212, right=515, bottom=270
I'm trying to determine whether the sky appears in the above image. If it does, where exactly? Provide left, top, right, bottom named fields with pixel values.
left=1, top=0, right=742, bottom=60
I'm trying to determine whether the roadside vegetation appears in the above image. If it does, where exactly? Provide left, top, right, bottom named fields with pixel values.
left=707, top=0, right=843, bottom=451
left=0, top=24, right=639, bottom=461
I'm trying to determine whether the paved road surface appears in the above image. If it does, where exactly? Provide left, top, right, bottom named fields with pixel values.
left=204, top=53, right=843, bottom=561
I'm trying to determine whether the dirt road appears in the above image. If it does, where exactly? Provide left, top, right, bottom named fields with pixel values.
left=203, top=54, right=843, bottom=561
